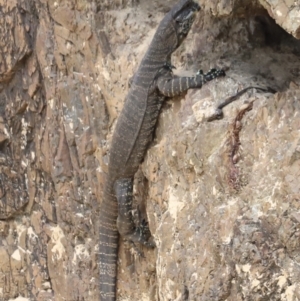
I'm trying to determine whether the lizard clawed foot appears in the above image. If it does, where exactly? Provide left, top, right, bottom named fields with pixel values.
left=124, top=219, right=156, bottom=249
left=204, top=68, right=226, bottom=81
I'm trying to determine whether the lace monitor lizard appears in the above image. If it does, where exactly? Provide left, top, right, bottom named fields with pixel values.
left=99, top=1, right=225, bottom=300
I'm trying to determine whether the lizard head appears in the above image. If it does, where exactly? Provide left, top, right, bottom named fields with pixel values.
left=172, top=0, right=200, bottom=44
left=152, top=0, right=200, bottom=55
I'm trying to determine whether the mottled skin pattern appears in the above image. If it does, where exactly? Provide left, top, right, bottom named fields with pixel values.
left=99, top=1, right=225, bottom=300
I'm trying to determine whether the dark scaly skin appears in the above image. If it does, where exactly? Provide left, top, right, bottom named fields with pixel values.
left=99, top=1, right=225, bottom=300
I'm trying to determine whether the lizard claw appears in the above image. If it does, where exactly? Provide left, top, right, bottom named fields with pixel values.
left=164, top=62, right=176, bottom=71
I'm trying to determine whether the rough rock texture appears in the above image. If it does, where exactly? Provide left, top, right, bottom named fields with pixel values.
left=259, top=0, right=300, bottom=39
left=0, top=0, right=300, bottom=300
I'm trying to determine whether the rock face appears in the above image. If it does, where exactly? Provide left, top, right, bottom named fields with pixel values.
left=259, top=0, right=300, bottom=39
left=0, top=0, right=300, bottom=300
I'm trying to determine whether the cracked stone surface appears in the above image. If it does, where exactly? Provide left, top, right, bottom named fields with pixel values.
left=0, top=0, right=300, bottom=300
left=259, top=0, right=300, bottom=39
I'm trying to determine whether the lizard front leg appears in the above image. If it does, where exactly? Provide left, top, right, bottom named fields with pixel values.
left=157, top=68, right=225, bottom=97
left=114, top=178, right=155, bottom=248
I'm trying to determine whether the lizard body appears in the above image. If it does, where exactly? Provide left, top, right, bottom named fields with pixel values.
left=99, top=1, right=225, bottom=300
